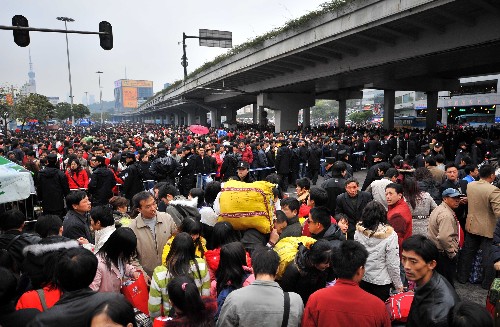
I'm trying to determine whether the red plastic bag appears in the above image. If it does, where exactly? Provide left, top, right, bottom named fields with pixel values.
left=121, top=274, right=149, bottom=315
left=385, top=291, right=414, bottom=323
left=153, top=316, right=171, bottom=327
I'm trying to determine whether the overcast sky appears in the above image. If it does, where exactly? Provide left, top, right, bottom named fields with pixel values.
left=1, top=0, right=327, bottom=104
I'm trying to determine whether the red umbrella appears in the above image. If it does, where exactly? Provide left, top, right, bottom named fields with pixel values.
left=189, top=124, right=209, bottom=135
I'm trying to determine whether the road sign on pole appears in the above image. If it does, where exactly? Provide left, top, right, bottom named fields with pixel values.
left=199, top=29, right=232, bottom=48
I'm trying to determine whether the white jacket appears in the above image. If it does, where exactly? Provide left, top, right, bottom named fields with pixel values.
left=354, top=222, right=403, bottom=289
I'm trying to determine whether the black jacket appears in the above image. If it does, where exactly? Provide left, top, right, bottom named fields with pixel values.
left=37, top=165, right=70, bottom=214
left=121, top=162, right=145, bottom=200
left=275, top=145, right=292, bottom=174
left=29, top=288, right=123, bottom=327
left=335, top=191, right=373, bottom=238
left=149, top=156, right=178, bottom=184
left=0, top=230, right=41, bottom=271
left=307, top=145, right=322, bottom=170
left=320, top=176, right=346, bottom=214
left=221, top=153, right=239, bottom=181
left=407, top=272, right=459, bottom=327
left=62, top=210, right=93, bottom=242
left=88, top=166, right=116, bottom=206
left=279, top=243, right=330, bottom=304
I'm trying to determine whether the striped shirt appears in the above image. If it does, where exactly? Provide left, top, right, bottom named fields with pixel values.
left=148, top=258, right=211, bottom=318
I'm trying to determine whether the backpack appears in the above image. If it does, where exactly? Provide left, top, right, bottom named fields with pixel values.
left=273, top=236, right=316, bottom=279
left=385, top=291, right=414, bottom=323
left=215, top=273, right=250, bottom=321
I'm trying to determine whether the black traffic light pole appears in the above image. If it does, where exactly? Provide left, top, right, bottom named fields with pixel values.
left=0, top=15, right=112, bottom=50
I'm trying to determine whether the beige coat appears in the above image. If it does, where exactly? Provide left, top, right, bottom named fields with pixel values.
left=466, top=180, right=500, bottom=239
left=428, top=202, right=459, bottom=259
left=129, top=212, right=177, bottom=277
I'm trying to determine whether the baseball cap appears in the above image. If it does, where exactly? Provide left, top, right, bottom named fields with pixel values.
left=325, top=157, right=336, bottom=164
left=373, top=152, right=385, bottom=159
left=434, top=142, right=443, bottom=148
left=237, top=161, right=249, bottom=169
left=442, top=188, right=464, bottom=198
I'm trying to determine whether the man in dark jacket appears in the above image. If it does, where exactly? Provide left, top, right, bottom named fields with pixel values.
left=440, top=163, right=468, bottom=229
left=308, top=206, right=344, bottom=246
left=62, top=191, right=93, bottom=243
left=298, top=140, right=308, bottom=179
left=28, top=247, right=124, bottom=327
left=0, top=209, right=41, bottom=272
left=278, top=198, right=302, bottom=241
left=37, top=153, right=70, bottom=217
left=88, top=156, right=116, bottom=206
left=120, top=152, right=145, bottom=201
left=178, top=146, right=197, bottom=197
left=193, top=147, right=216, bottom=189
left=149, top=148, right=178, bottom=185
left=321, top=161, right=347, bottom=214
left=255, top=143, right=269, bottom=181
left=402, top=235, right=459, bottom=327
left=229, top=161, right=255, bottom=183
left=361, top=161, right=391, bottom=191
left=221, top=145, right=240, bottom=182
left=335, top=178, right=373, bottom=239
left=307, top=141, right=322, bottom=185
left=275, top=142, right=292, bottom=192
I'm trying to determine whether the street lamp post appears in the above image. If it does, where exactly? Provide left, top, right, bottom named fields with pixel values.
left=96, top=71, right=103, bottom=124
left=57, top=16, right=75, bottom=125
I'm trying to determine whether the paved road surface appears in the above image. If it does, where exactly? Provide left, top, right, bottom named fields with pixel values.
left=286, top=168, right=489, bottom=305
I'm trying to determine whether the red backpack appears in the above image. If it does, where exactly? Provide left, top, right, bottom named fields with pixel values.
left=385, top=291, right=414, bottom=323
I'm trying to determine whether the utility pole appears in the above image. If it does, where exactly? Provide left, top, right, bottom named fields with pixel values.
left=96, top=71, right=103, bottom=124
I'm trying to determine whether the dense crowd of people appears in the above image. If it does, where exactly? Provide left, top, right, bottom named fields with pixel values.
left=0, top=122, right=500, bottom=326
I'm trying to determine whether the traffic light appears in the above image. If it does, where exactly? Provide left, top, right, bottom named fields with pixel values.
left=99, top=21, right=113, bottom=50
left=12, top=15, right=30, bottom=47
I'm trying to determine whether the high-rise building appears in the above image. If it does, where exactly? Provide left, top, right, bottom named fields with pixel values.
left=114, top=79, right=153, bottom=113
left=20, top=50, right=37, bottom=96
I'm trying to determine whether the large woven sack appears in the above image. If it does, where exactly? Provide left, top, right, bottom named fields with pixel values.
left=217, top=180, right=275, bottom=234
left=273, top=236, right=316, bottom=279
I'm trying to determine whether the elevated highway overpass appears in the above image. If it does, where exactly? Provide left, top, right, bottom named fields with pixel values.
left=125, top=0, right=500, bottom=131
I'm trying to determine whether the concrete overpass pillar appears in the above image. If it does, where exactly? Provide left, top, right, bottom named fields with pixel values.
left=338, top=100, right=347, bottom=128
left=199, top=111, right=208, bottom=126
left=275, top=108, right=300, bottom=132
left=252, top=104, right=259, bottom=124
left=164, top=114, right=170, bottom=125
left=441, top=109, right=448, bottom=126
left=383, top=90, right=395, bottom=130
left=302, top=108, right=311, bottom=128
left=257, top=93, right=315, bottom=133
left=210, top=109, right=221, bottom=128
left=187, top=112, right=196, bottom=126
left=426, top=91, right=438, bottom=129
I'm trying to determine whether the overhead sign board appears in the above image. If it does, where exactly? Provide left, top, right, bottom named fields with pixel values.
left=115, top=80, right=153, bottom=88
left=199, top=29, right=232, bottom=48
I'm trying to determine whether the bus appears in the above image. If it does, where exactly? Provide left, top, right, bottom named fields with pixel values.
left=394, top=116, right=426, bottom=128
left=456, top=113, right=495, bottom=127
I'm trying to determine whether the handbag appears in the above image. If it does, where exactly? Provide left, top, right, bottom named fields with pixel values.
left=385, top=291, right=414, bottom=323
left=121, top=273, right=149, bottom=315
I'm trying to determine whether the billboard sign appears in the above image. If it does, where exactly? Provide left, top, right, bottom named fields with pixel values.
left=121, top=80, right=153, bottom=88
left=123, top=87, right=138, bottom=108
left=199, top=29, right=232, bottom=48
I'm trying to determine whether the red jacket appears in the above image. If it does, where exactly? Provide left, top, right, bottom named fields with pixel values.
left=66, top=169, right=89, bottom=190
left=16, top=286, right=62, bottom=312
left=240, top=146, right=253, bottom=164
left=302, top=279, right=391, bottom=327
left=205, top=248, right=252, bottom=281
left=387, top=199, right=413, bottom=256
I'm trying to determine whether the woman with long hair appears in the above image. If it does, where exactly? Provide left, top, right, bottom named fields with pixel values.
left=148, top=232, right=211, bottom=318
left=279, top=239, right=333, bottom=304
left=66, top=158, right=89, bottom=190
left=162, top=275, right=216, bottom=327
left=354, top=201, right=403, bottom=302
left=212, top=242, right=255, bottom=320
left=414, top=167, right=441, bottom=205
left=204, top=222, right=251, bottom=281
left=161, top=217, right=207, bottom=264
left=90, top=227, right=139, bottom=293
left=199, top=181, right=221, bottom=250
left=402, top=177, right=437, bottom=236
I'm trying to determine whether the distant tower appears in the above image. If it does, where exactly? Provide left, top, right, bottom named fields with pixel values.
left=27, top=49, right=36, bottom=93
left=20, top=49, right=37, bottom=95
